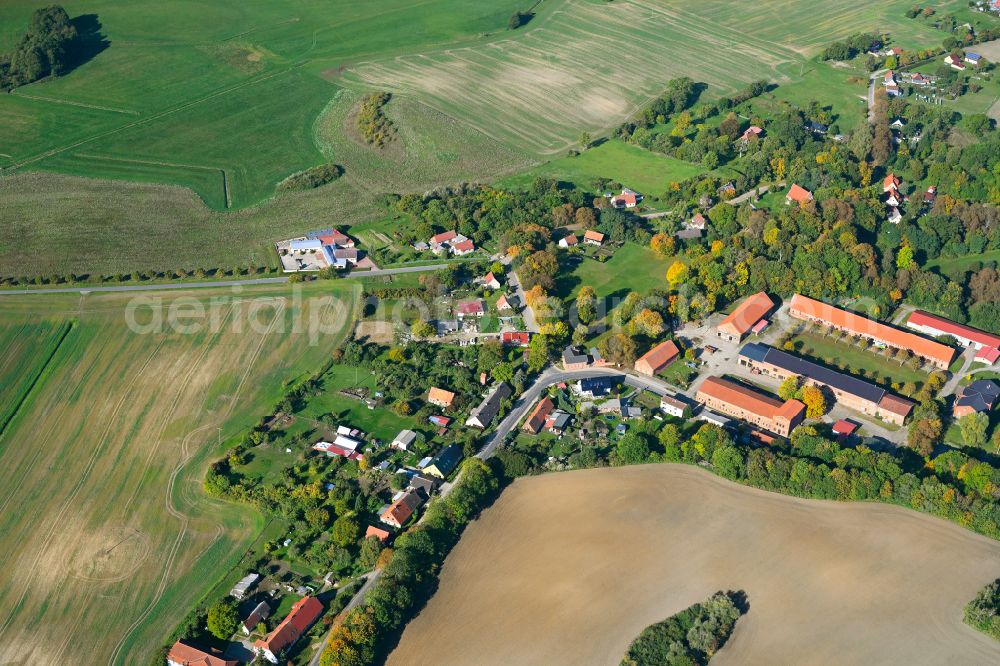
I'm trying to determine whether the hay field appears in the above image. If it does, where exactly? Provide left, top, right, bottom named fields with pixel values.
left=0, top=0, right=528, bottom=208
left=0, top=283, right=359, bottom=665
left=389, top=465, right=1000, bottom=665
left=342, top=0, right=957, bottom=155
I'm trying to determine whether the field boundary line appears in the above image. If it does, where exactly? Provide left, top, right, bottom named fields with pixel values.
left=10, top=91, right=140, bottom=115
left=0, top=320, right=74, bottom=441
left=74, top=153, right=231, bottom=207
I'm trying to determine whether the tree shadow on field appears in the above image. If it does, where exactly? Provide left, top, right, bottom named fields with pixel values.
left=67, top=14, right=110, bottom=73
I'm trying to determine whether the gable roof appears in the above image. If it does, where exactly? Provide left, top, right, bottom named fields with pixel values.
left=884, top=173, right=900, bottom=189
left=168, top=641, right=237, bottom=666
left=468, top=383, right=513, bottom=426
left=255, top=596, right=323, bottom=657
left=584, top=230, right=605, bottom=242
left=786, top=183, right=813, bottom=203
left=718, top=292, right=774, bottom=338
left=456, top=300, right=485, bottom=315
left=524, top=397, right=555, bottom=433
left=431, top=230, right=458, bottom=244
left=381, top=489, right=423, bottom=526
left=635, top=340, right=680, bottom=374
left=907, top=310, right=1000, bottom=350
left=789, top=294, right=955, bottom=367
left=365, top=525, right=392, bottom=542
left=452, top=239, right=475, bottom=252
left=698, top=376, right=804, bottom=423
left=428, top=387, right=456, bottom=406
left=429, top=444, right=463, bottom=475
left=560, top=234, right=578, bottom=245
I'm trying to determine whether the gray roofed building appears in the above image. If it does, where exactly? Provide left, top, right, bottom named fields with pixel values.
left=955, top=379, right=1000, bottom=416
left=408, top=473, right=438, bottom=498
left=391, top=429, right=418, bottom=450
left=231, top=572, right=261, bottom=600
left=465, top=382, right=513, bottom=428
left=676, top=228, right=704, bottom=240
left=562, top=346, right=590, bottom=369
left=242, top=601, right=272, bottom=635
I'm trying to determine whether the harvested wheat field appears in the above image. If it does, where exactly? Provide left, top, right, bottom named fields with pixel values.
left=0, top=283, right=357, bottom=665
left=389, top=465, right=1000, bottom=666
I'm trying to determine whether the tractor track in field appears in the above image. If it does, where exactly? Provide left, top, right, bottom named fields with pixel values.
left=106, top=302, right=285, bottom=666
left=0, top=338, right=166, bottom=639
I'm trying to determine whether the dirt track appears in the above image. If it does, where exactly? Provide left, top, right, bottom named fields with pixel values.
left=389, top=465, right=1000, bottom=665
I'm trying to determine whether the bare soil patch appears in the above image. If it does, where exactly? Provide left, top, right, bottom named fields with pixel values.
left=389, top=465, right=1000, bottom=666
left=354, top=319, right=395, bottom=344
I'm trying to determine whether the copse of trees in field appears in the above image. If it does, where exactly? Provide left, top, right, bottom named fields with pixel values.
left=356, top=92, right=397, bottom=148
left=819, top=32, right=881, bottom=61
left=965, top=579, right=1000, bottom=642
left=621, top=591, right=746, bottom=666
left=277, top=163, right=344, bottom=191
left=0, top=5, right=81, bottom=89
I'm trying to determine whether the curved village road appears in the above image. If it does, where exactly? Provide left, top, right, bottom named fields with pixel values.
left=0, top=264, right=453, bottom=296
left=476, top=366, right=682, bottom=460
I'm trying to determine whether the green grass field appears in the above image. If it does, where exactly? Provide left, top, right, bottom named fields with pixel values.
left=556, top=243, right=673, bottom=299
left=0, top=0, right=528, bottom=208
left=789, top=330, right=929, bottom=387
left=0, top=283, right=358, bottom=665
left=498, top=139, right=706, bottom=195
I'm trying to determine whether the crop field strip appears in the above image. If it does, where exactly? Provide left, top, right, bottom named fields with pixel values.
left=0, top=321, right=73, bottom=437
left=342, top=0, right=962, bottom=156
left=0, top=284, right=358, bottom=664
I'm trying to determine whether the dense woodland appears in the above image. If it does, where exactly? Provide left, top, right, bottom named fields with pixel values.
left=0, top=5, right=81, bottom=89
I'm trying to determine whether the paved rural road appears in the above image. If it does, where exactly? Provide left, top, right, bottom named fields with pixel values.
left=476, top=366, right=680, bottom=460
left=728, top=181, right=785, bottom=205
left=308, top=570, right=383, bottom=666
left=0, top=264, right=452, bottom=296
left=508, top=270, right=541, bottom=333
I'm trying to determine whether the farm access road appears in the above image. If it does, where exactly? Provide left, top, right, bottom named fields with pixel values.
left=0, top=263, right=453, bottom=296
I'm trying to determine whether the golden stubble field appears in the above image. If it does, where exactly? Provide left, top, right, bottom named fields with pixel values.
left=0, top=283, right=358, bottom=664
left=389, top=465, right=1000, bottom=665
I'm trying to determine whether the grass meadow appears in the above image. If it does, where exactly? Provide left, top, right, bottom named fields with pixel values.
left=497, top=139, right=706, bottom=196
left=0, top=283, right=359, bottom=665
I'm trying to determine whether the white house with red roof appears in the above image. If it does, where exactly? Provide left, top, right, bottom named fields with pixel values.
left=741, top=126, right=763, bottom=142
left=883, top=70, right=900, bottom=96
left=686, top=213, right=707, bottom=230
left=610, top=188, right=642, bottom=208
left=944, top=53, right=965, bottom=70
left=558, top=234, right=579, bottom=248
left=255, top=596, right=323, bottom=663
left=481, top=272, right=501, bottom=289
left=168, top=640, right=237, bottom=666
left=456, top=300, right=486, bottom=318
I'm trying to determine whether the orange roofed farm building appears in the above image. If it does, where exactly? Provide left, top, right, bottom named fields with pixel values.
left=254, top=596, right=323, bottom=663
left=634, top=340, right=680, bottom=376
left=716, top=292, right=775, bottom=342
left=788, top=294, right=955, bottom=370
left=167, top=640, right=237, bottom=666
left=696, top=376, right=805, bottom=437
